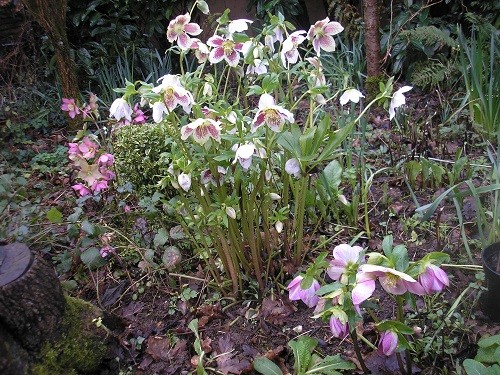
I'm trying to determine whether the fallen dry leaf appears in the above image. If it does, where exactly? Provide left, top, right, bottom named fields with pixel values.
left=260, top=297, right=296, bottom=325
left=215, top=334, right=251, bottom=375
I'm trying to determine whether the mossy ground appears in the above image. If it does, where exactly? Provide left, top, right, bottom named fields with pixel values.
left=32, top=296, right=107, bottom=375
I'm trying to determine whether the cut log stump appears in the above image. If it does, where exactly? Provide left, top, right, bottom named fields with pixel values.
left=0, top=243, right=65, bottom=351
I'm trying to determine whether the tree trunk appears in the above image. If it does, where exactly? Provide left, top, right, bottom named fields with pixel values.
left=363, top=0, right=382, bottom=81
left=21, top=0, right=81, bottom=130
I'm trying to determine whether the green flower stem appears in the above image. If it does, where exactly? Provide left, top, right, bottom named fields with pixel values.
left=213, top=226, right=241, bottom=296
left=349, top=329, right=370, bottom=374
left=292, top=175, right=308, bottom=265
left=396, top=295, right=412, bottom=375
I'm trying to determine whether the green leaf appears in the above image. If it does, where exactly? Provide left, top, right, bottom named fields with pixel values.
left=376, top=320, right=414, bottom=335
left=382, top=235, right=394, bottom=256
left=478, top=334, right=500, bottom=349
left=153, top=228, right=169, bottom=248
left=46, top=207, right=63, bottom=223
left=253, top=357, right=283, bottom=375
left=463, top=359, right=488, bottom=375
left=80, top=247, right=106, bottom=269
left=81, top=220, right=95, bottom=235
left=306, top=354, right=356, bottom=374
left=289, top=336, right=317, bottom=373
left=196, top=0, right=210, bottom=14
left=390, top=244, right=409, bottom=271
left=321, top=160, right=342, bottom=192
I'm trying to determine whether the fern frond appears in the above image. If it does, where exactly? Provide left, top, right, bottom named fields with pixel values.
left=410, top=59, right=458, bottom=88
left=402, top=26, right=457, bottom=49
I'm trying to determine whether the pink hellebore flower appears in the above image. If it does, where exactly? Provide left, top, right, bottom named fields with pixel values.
left=389, top=86, right=412, bottom=120
left=91, top=179, right=108, bottom=193
left=252, top=93, right=294, bottom=133
left=280, top=30, right=307, bottom=65
left=287, top=275, right=320, bottom=308
left=329, top=316, right=349, bottom=339
left=100, top=167, right=116, bottom=181
left=339, top=89, right=365, bottom=106
left=61, top=98, right=80, bottom=119
left=100, top=245, right=116, bottom=258
left=233, top=143, right=256, bottom=171
left=110, top=98, right=133, bottom=122
left=153, top=74, right=194, bottom=115
left=72, top=183, right=91, bottom=197
left=98, top=153, right=114, bottom=167
left=207, top=35, right=244, bottom=67
left=181, top=118, right=222, bottom=145
left=307, top=17, right=344, bottom=55
left=78, top=137, right=99, bottom=159
left=133, top=104, right=147, bottom=124
left=306, top=57, right=326, bottom=86
left=327, top=244, right=364, bottom=282
left=418, top=264, right=449, bottom=294
left=378, top=330, right=398, bottom=356
left=357, top=264, right=419, bottom=296
left=166, top=13, right=202, bottom=50
left=68, top=142, right=81, bottom=159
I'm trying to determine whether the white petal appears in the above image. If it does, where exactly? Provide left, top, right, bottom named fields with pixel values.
left=258, top=93, right=275, bottom=109
left=152, top=102, right=167, bottom=123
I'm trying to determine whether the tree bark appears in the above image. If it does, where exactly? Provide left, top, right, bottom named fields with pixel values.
left=21, top=0, right=81, bottom=130
left=363, top=0, right=382, bottom=78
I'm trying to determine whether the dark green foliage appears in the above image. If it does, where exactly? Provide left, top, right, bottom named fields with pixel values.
left=248, top=0, right=304, bottom=25
left=113, top=123, right=174, bottom=196
left=326, top=0, right=363, bottom=41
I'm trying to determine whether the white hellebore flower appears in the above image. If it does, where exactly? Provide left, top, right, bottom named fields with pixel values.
left=109, top=98, right=133, bottom=121
left=225, top=206, right=237, bottom=219
left=178, top=173, right=192, bottom=192
left=285, top=158, right=301, bottom=177
left=152, top=102, right=168, bottom=123
left=280, top=30, right=307, bottom=66
left=252, top=93, right=294, bottom=133
left=233, top=143, right=256, bottom=170
left=228, top=19, right=253, bottom=34
left=389, top=86, right=412, bottom=120
left=339, top=89, right=365, bottom=106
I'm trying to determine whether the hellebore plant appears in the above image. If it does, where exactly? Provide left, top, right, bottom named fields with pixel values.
left=289, top=235, right=450, bottom=374
left=62, top=94, right=119, bottom=197
left=105, top=1, right=412, bottom=296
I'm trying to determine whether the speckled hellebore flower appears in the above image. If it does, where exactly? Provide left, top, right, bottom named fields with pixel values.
left=181, top=118, right=222, bottom=145
left=109, top=98, right=133, bottom=122
left=61, top=98, right=80, bottom=119
left=307, top=17, right=344, bottom=55
left=339, top=89, right=365, bottom=106
left=190, top=38, right=210, bottom=63
left=418, top=263, right=449, bottom=294
left=280, top=30, right=307, bottom=65
left=378, top=330, right=399, bottom=356
left=152, top=74, right=194, bottom=116
left=252, top=93, right=294, bottom=133
left=166, top=13, right=202, bottom=50
left=327, top=244, right=364, bottom=282
left=287, top=275, right=320, bottom=308
left=207, top=35, right=244, bottom=67
left=389, top=86, right=412, bottom=120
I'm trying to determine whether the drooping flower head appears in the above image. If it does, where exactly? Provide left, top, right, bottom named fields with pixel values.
left=252, top=93, right=294, bottom=133
left=417, top=263, right=449, bottom=294
left=167, top=13, right=202, bottom=50
left=389, top=86, right=412, bottom=120
left=110, top=98, right=133, bottom=122
left=287, top=275, right=320, bottom=308
left=264, top=25, right=285, bottom=52
left=306, top=57, right=326, bottom=86
left=285, top=158, right=301, bottom=178
left=233, top=142, right=256, bottom=170
left=190, top=38, right=210, bottom=63
left=378, top=330, right=399, bottom=356
left=178, top=173, right=192, bottom=192
left=61, top=98, right=81, bottom=119
left=72, top=183, right=91, bottom=197
left=356, top=264, right=419, bottom=296
left=329, top=315, right=349, bottom=339
left=152, top=74, right=194, bottom=116
left=340, top=89, right=365, bottom=106
left=207, top=35, right=244, bottom=67
left=280, top=30, right=307, bottom=65
left=307, top=17, right=344, bottom=55
left=227, top=19, right=253, bottom=34
left=98, top=153, right=114, bottom=167
left=181, top=118, right=222, bottom=145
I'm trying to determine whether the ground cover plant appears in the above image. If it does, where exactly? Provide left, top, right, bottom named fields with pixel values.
left=1, top=0, right=500, bottom=374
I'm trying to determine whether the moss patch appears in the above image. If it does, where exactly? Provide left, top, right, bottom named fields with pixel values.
left=32, top=296, right=107, bottom=375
